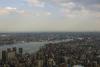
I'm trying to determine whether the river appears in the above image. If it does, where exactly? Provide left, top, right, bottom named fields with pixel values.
left=0, top=39, right=73, bottom=59
left=0, top=42, right=46, bottom=59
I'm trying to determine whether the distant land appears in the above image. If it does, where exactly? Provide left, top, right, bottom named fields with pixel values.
left=0, top=32, right=100, bottom=45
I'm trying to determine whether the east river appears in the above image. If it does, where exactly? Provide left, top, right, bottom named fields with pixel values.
left=0, top=39, right=73, bottom=59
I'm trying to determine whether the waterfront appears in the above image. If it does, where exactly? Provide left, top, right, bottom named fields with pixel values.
left=0, top=39, right=73, bottom=59
left=0, top=42, right=45, bottom=59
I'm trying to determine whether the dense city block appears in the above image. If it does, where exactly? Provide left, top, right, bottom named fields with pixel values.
left=0, top=32, right=100, bottom=67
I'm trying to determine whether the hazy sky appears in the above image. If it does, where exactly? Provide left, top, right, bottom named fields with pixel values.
left=0, top=0, right=100, bottom=32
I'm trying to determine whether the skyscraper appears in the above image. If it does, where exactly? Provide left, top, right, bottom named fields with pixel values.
left=2, top=50, right=7, bottom=63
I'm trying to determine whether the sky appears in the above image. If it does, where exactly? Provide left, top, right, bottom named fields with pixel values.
left=0, top=0, right=100, bottom=32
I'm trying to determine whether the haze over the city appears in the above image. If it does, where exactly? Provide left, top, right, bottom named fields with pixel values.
left=0, top=0, right=100, bottom=32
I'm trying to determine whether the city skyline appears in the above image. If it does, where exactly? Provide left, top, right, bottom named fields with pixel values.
left=0, top=0, right=100, bottom=32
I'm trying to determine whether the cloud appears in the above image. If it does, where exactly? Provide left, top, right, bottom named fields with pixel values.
left=35, top=11, right=51, bottom=16
left=58, top=1, right=100, bottom=19
left=17, top=10, right=31, bottom=16
left=0, top=7, right=17, bottom=15
left=73, top=0, right=100, bottom=5
left=5, top=7, right=16, bottom=10
left=27, top=0, right=45, bottom=7
left=93, top=4, right=100, bottom=9
left=45, top=12, right=51, bottom=16
left=60, top=2, right=75, bottom=8
left=0, top=6, right=31, bottom=16
left=51, top=0, right=70, bottom=4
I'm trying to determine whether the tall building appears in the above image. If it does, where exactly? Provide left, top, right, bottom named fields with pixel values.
left=2, top=50, right=7, bottom=63
left=13, top=47, right=17, bottom=52
left=19, top=48, right=23, bottom=56
left=7, top=48, right=16, bottom=60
